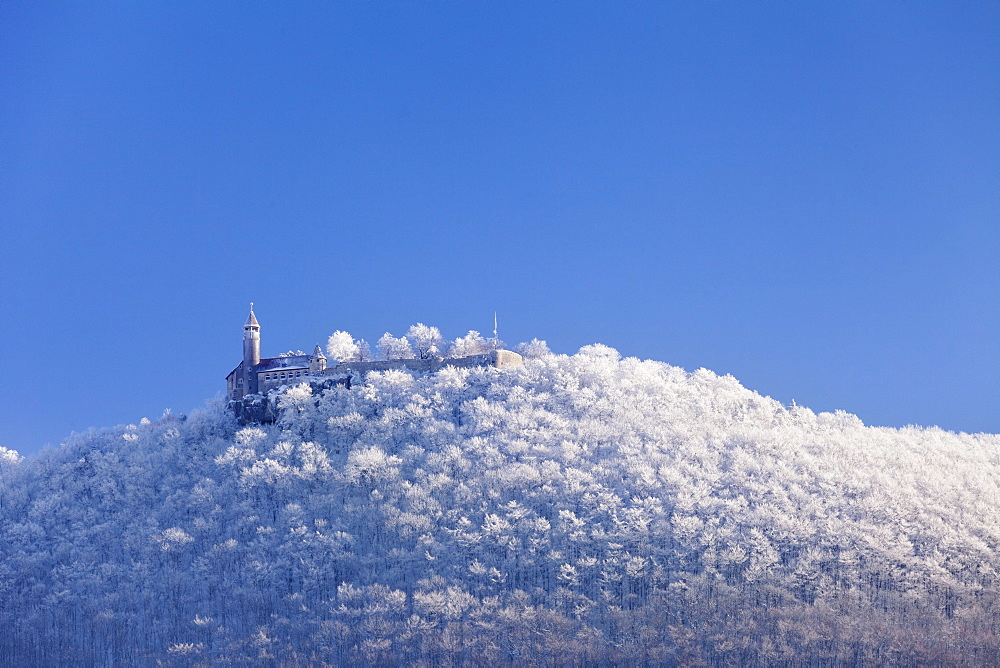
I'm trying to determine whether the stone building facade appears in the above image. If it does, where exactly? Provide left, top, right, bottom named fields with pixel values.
left=226, top=306, right=522, bottom=401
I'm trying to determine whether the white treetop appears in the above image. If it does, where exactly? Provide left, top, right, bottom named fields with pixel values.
left=406, top=323, right=446, bottom=359
left=515, top=338, right=551, bottom=359
left=326, top=331, right=361, bottom=362
left=376, top=332, right=414, bottom=360
left=448, top=330, right=490, bottom=357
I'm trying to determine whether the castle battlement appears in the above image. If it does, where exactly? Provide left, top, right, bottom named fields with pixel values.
left=226, top=306, right=522, bottom=402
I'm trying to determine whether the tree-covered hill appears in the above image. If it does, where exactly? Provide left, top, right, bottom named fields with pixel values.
left=1, top=346, right=998, bottom=665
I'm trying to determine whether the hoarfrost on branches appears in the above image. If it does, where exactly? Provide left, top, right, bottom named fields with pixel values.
left=0, top=447, right=21, bottom=467
left=1, top=346, right=1000, bottom=664
left=448, top=330, right=490, bottom=357
left=376, top=332, right=414, bottom=360
left=406, top=323, right=445, bottom=359
left=355, top=338, right=373, bottom=361
left=326, top=330, right=361, bottom=362
left=515, top=338, right=551, bottom=359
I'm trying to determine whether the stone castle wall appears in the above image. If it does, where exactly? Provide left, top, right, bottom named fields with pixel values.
left=229, top=349, right=523, bottom=424
left=325, top=349, right=523, bottom=376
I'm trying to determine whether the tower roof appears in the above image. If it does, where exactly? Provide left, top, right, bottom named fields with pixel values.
left=244, top=303, right=259, bottom=328
left=313, top=344, right=326, bottom=359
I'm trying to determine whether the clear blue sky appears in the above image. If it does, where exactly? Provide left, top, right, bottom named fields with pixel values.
left=1, top=2, right=997, bottom=456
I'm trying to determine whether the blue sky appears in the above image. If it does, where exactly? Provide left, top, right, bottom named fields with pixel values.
left=1, top=2, right=997, bottom=456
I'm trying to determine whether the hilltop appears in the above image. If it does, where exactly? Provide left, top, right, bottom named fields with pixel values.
left=1, top=346, right=998, bottom=665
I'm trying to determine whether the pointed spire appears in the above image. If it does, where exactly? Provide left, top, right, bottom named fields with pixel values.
left=313, top=344, right=326, bottom=359
left=244, top=302, right=259, bottom=328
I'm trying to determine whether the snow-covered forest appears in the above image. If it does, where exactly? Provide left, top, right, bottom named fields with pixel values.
left=1, top=345, right=998, bottom=665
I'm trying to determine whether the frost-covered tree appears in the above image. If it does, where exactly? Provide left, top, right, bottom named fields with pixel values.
left=0, top=447, right=20, bottom=470
left=515, top=338, right=551, bottom=359
left=406, top=323, right=445, bottom=359
left=376, top=332, right=414, bottom=360
left=327, top=330, right=361, bottom=362
left=356, top=338, right=373, bottom=362
left=576, top=343, right=621, bottom=360
left=449, top=330, right=490, bottom=357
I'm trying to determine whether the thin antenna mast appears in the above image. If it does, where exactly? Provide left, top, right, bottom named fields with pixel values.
left=493, top=311, right=498, bottom=350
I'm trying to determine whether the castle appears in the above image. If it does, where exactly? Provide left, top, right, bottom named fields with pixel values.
left=226, top=305, right=522, bottom=401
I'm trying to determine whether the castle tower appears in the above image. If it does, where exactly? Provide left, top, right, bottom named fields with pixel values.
left=310, top=344, right=327, bottom=374
left=243, top=303, right=261, bottom=394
